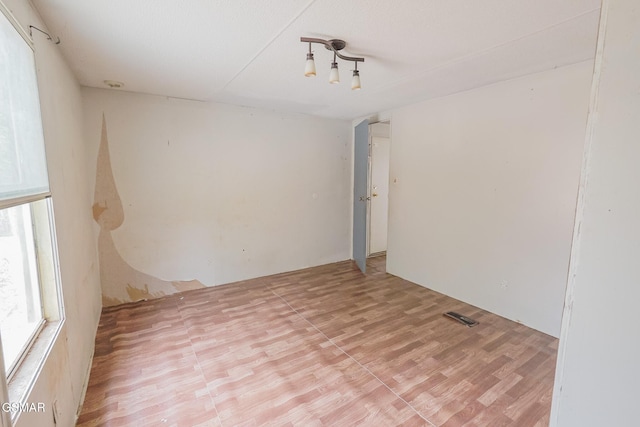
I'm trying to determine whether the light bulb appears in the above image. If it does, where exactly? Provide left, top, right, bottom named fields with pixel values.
left=329, top=62, right=340, bottom=84
left=351, top=70, right=361, bottom=90
left=305, top=53, right=316, bottom=77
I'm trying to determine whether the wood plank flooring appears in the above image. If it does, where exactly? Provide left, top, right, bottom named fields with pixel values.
left=77, top=256, right=558, bottom=426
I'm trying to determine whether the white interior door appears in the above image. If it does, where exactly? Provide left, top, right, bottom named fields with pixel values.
left=368, top=136, right=390, bottom=255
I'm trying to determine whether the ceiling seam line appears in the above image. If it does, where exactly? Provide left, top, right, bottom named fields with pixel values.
left=218, top=0, right=318, bottom=93
left=370, top=6, right=602, bottom=94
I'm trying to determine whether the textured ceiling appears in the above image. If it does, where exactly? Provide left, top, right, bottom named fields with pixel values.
left=31, top=0, right=601, bottom=120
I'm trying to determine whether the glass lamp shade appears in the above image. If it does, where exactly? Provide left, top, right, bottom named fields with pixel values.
left=305, top=53, right=316, bottom=77
left=329, top=62, right=340, bottom=84
left=351, top=70, right=361, bottom=90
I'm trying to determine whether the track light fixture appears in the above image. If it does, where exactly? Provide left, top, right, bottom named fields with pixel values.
left=300, top=37, right=364, bottom=90
left=304, top=42, right=316, bottom=77
left=351, top=62, right=361, bottom=90
left=329, top=52, right=340, bottom=84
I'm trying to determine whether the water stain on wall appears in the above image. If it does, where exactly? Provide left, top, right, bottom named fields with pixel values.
left=93, top=115, right=205, bottom=306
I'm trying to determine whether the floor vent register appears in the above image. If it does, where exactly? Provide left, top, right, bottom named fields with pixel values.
left=443, top=311, right=479, bottom=327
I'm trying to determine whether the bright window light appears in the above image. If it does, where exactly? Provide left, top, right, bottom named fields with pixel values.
left=0, top=202, right=44, bottom=375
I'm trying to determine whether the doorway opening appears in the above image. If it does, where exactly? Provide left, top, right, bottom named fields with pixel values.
left=352, top=119, right=391, bottom=275
left=367, top=122, right=390, bottom=261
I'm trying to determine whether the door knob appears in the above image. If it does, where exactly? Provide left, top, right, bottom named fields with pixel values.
left=372, top=193, right=378, bottom=197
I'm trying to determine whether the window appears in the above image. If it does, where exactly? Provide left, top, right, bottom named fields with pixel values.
left=0, top=1, right=62, bottom=421
left=0, top=200, right=54, bottom=376
left=0, top=203, right=43, bottom=375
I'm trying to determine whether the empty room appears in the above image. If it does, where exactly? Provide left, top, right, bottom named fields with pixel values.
left=1, top=0, right=639, bottom=426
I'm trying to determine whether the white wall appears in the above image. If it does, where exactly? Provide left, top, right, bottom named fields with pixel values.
left=551, top=0, right=640, bottom=425
left=386, top=62, right=592, bottom=337
left=370, top=122, right=390, bottom=138
left=2, top=1, right=102, bottom=426
left=82, top=88, right=352, bottom=304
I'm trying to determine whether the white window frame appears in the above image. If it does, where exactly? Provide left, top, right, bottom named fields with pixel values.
left=0, top=2, right=65, bottom=426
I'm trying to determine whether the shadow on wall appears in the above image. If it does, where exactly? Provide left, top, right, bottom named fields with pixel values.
left=92, top=115, right=205, bottom=306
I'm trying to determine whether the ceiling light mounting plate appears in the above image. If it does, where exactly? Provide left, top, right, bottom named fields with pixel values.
left=325, top=39, right=346, bottom=51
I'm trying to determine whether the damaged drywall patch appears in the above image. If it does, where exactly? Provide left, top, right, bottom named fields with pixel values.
left=125, top=283, right=165, bottom=302
left=172, top=280, right=207, bottom=292
left=93, top=115, right=205, bottom=306
left=92, top=115, right=124, bottom=231
left=101, top=295, right=124, bottom=307
left=97, top=228, right=174, bottom=303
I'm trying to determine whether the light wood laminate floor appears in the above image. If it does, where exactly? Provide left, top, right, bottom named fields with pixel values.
left=77, top=256, right=558, bottom=426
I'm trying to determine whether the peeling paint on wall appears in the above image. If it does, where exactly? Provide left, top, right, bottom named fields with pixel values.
left=93, top=115, right=204, bottom=306
left=83, top=89, right=352, bottom=292
left=92, top=115, right=124, bottom=231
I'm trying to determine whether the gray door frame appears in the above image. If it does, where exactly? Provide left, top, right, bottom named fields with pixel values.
left=353, top=119, right=369, bottom=273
